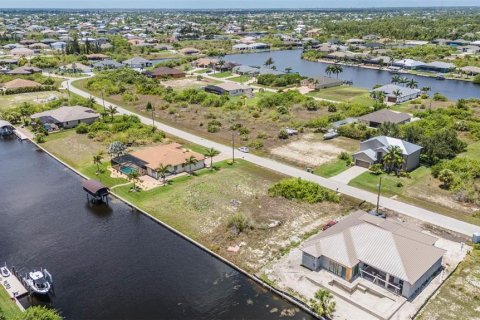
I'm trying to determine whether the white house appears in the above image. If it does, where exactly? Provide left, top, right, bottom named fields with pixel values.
left=371, top=84, right=421, bottom=104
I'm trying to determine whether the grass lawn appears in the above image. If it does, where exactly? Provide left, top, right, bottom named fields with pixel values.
left=417, top=245, right=480, bottom=320
left=459, top=141, right=480, bottom=160
left=229, top=75, right=252, bottom=83
left=0, top=286, right=22, bottom=320
left=315, top=159, right=350, bottom=178
left=307, top=86, right=372, bottom=105
left=194, top=69, right=211, bottom=74
left=210, top=71, right=232, bottom=78
left=0, top=91, right=65, bottom=112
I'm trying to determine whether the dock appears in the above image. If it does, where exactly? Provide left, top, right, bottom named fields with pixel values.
left=14, top=127, right=33, bottom=141
left=1, top=267, right=28, bottom=311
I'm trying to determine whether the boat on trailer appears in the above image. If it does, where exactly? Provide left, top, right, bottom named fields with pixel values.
left=1, top=264, right=11, bottom=277
left=23, top=268, right=53, bottom=295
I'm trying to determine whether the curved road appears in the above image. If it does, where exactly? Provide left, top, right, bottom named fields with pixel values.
left=62, top=76, right=480, bottom=237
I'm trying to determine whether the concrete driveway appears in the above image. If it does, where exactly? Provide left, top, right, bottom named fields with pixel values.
left=330, top=166, right=369, bottom=184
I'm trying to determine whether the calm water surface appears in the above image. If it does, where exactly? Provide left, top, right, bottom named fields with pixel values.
left=0, top=138, right=312, bottom=320
left=226, top=49, right=480, bottom=100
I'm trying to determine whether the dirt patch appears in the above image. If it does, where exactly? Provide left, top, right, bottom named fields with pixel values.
left=269, top=134, right=357, bottom=167
left=160, top=78, right=215, bottom=89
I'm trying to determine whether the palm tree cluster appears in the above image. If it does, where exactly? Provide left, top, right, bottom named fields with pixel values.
left=382, top=146, right=404, bottom=176
left=325, top=64, right=344, bottom=78
left=391, top=75, right=418, bottom=89
left=310, top=289, right=336, bottom=317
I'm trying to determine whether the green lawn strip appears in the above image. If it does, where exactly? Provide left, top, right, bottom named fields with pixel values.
left=314, top=159, right=350, bottom=178
left=210, top=71, right=232, bottom=78
left=43, top=129, right=77, bottom=142
left=307, top=86, right=371, bottom=105
left=348, top=166, right=430, bottom=197
left=416, top=246, right=480, bottom=320
left=80, top=163, right=128, bottom=187
left=459, top=141, right=480, bottom=160
left=229, top=75, right=252, bottom=83
left=194, top=69, right=210, bottom=74
left=0, top=286, right=22, bottom=320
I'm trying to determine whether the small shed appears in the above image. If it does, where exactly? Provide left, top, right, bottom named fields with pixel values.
left=82, top=179, right=109, bottom=204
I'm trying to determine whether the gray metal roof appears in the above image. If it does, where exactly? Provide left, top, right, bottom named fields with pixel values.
left=361, top=136, right=422, bottom=155
left=31, top=106, right=99, bottom=123
left=372, top=84, right=421, bottom=98
left=301, top=210, right=445, bottom=284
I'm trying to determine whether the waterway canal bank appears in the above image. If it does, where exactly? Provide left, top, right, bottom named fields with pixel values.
left=0, top=137, right=314, bottom=320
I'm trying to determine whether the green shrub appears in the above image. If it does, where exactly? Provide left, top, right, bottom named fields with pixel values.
left=338, top=151, right=352, bottom=161
left=227, top=213, right=254, bottom=235
left=433, top=92, right=448, bottom=101
left=369, top=164, right=383, bottom=175
left=248, top=139, right=264, bottom=149
left=268, top=178, right=340, bottom=203
left=75, top=122, right=89, bottom=134
left=278, top=129, right=289, bottom=139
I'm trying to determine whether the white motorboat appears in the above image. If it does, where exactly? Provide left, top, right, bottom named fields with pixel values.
left=23, top=269, right=53, bottom=295
left=1, top=265, right=10, bottom=277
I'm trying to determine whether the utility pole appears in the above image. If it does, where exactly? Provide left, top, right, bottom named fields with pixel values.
left=376, top=176, right=382, bottom=214
left=101, top=90, right=106, bottom=112
left=66, top=81, right=70, bottom=97
left=231, top=131, right=235, bottom=163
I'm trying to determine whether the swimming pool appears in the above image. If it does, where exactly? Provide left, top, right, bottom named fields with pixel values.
left=120, top=166, right=135, bottom=175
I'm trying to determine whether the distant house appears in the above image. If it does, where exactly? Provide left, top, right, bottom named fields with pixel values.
left=1, top=79, right=42, bottom=91
left=50, top=41, right=67, bottom=50
left=193, top=58, right=219, bottom=68
left=301, top=210, right=445, bottom=298
left=179, top=47, right=200, bottom=55
left=93, top=59, right=124, bottom=69
left=232, top=65, right=284, bottom=76
left=232, top=42, right=270, bottom=52
left=122, top=57, right=152, bottom=69
left=7, top=66, right=42, bottom=75
left=371, top=84, right=421, bottom=104
left=145, top=67, right=185, bottom=79
left=352, top=136, right=422, bottom=170
left=111, top=143, right=205, bottom=178
left=204, top=82, right=253, bottom=97
left=421, top=61, right=455, bottom=73
left=60, top=63, right=92, bottom=74
left=393, top=59, right=425, bottom=70
left=86, top=53, right=110, bottom=61
left=358, top=109, right=411, bottom=128
left=10, top=47, right=35, bottom=57
left=31, top=106, right=99, bottom=129
left=460, top=66, right=480, bottom=76
left=300, top=76, right=343, bottom=90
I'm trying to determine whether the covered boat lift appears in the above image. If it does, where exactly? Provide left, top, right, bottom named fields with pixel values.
left=82, top=179, right=110, bottom=205
left=0, top=120, right=15, bottom=136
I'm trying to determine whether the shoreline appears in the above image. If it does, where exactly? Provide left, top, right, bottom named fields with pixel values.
left=304, top=56, right=475, bottom=83
left=20, top=136, right=320, bottom=319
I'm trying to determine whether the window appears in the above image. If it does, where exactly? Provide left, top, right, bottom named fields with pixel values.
left=328, top=260, right=346, bottom=279
left=353, top=264, right=359, bottom=277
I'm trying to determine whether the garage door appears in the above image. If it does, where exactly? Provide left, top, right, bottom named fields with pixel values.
left=355, top=159, right=371, bottom=168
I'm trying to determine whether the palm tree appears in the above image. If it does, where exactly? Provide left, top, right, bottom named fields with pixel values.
left=406, top=79, right=418, bottom=89
left=87, top=96, right=96, bottom=108
left=145, top=101, right=155, bottom=129
left=332, top=64, right=343, bottom=78
left=155, top=164, right=171, bottom=185
left=285, top=66, right=292, bottom=74
left=106, top=105, right=118, bottom=121
left=310, top=289, right=336, bottom=318
left=204, top=147, right=220, bottom=170
left=382, top=146, right=404, bottom=175
left=127, top=170, right=140, bottom=191
left=398, top=77, right=408, bottom=87
left=92, top=152, right=104, bottom=174
left=391, top=74, right=401, bottom=84
left=421, top=86, right=431, bottom=95
left=217, top=58, right=225, bottom=72
left=264, top=57, right=274, bottom=68
left=184, top=156, right=198, bottom=176
left=325, top=65, right=334, bottom=77
left=392, top=89, right=402, bottom=104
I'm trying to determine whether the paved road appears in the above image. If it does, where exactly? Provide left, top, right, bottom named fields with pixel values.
left=63, top=77, right=480, bottom=237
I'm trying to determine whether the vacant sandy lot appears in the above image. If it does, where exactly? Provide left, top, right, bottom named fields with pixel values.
left=269, top=134, right=358, bottom=167
left=0, top=91, right=65, bottom=111
left=160, top=78, right=217, bottom=89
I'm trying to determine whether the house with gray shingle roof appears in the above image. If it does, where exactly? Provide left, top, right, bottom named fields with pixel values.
left=358, top=109, right=411, bottom=128
left=31, top=106, right=99, bottom=129
left=301, top=210, right=445, bottom=298
left=352, top=136, right=422, bottom=171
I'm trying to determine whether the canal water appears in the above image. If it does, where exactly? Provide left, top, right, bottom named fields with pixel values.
left=0, top=138, right=312, bottom=320
left=226, top=49, right=480, bottom=100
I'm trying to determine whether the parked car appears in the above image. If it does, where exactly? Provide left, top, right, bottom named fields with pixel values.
left=238, top=146, right=250, bottom=153
left=322, top=220, right=337, bottom=230
left=285, top=128, right=298, bottom=135
left=323, top=129, right=338, bottom=140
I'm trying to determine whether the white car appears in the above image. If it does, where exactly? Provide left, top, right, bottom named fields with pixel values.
left=238, top=147, right=250, bottom=153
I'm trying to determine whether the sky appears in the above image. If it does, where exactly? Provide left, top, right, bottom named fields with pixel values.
left=2, top=0, right=479, bottom=9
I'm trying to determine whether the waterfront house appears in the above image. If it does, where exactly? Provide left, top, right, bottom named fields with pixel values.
left=352, top=136, right=422, bottom=170
left=300, top=76, right=343, bottom=90
left=232, top=65, right=284, bottom=76
left=122, top=57, right=152, bottom=69
left=358, top=109, right=411, bottom=128
left=145, top=67, right=186, bottom=79
left=31, top=106, right=99, bottom=129
left=204, top=82, right=253, bottom=97
left=393, top=59, right=425, bottom=70
left=421, top=61, right=455, bottom=73
left=111, top=143, right=205, bottom=178
left=301, top=210, right=445, bottom=298
left=460, top=66, right=480, bottom=76
left=371, top=84, right=421, bottom=104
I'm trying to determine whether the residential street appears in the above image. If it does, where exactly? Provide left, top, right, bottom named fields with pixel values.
left=64, top=77, right=480, bottom=237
